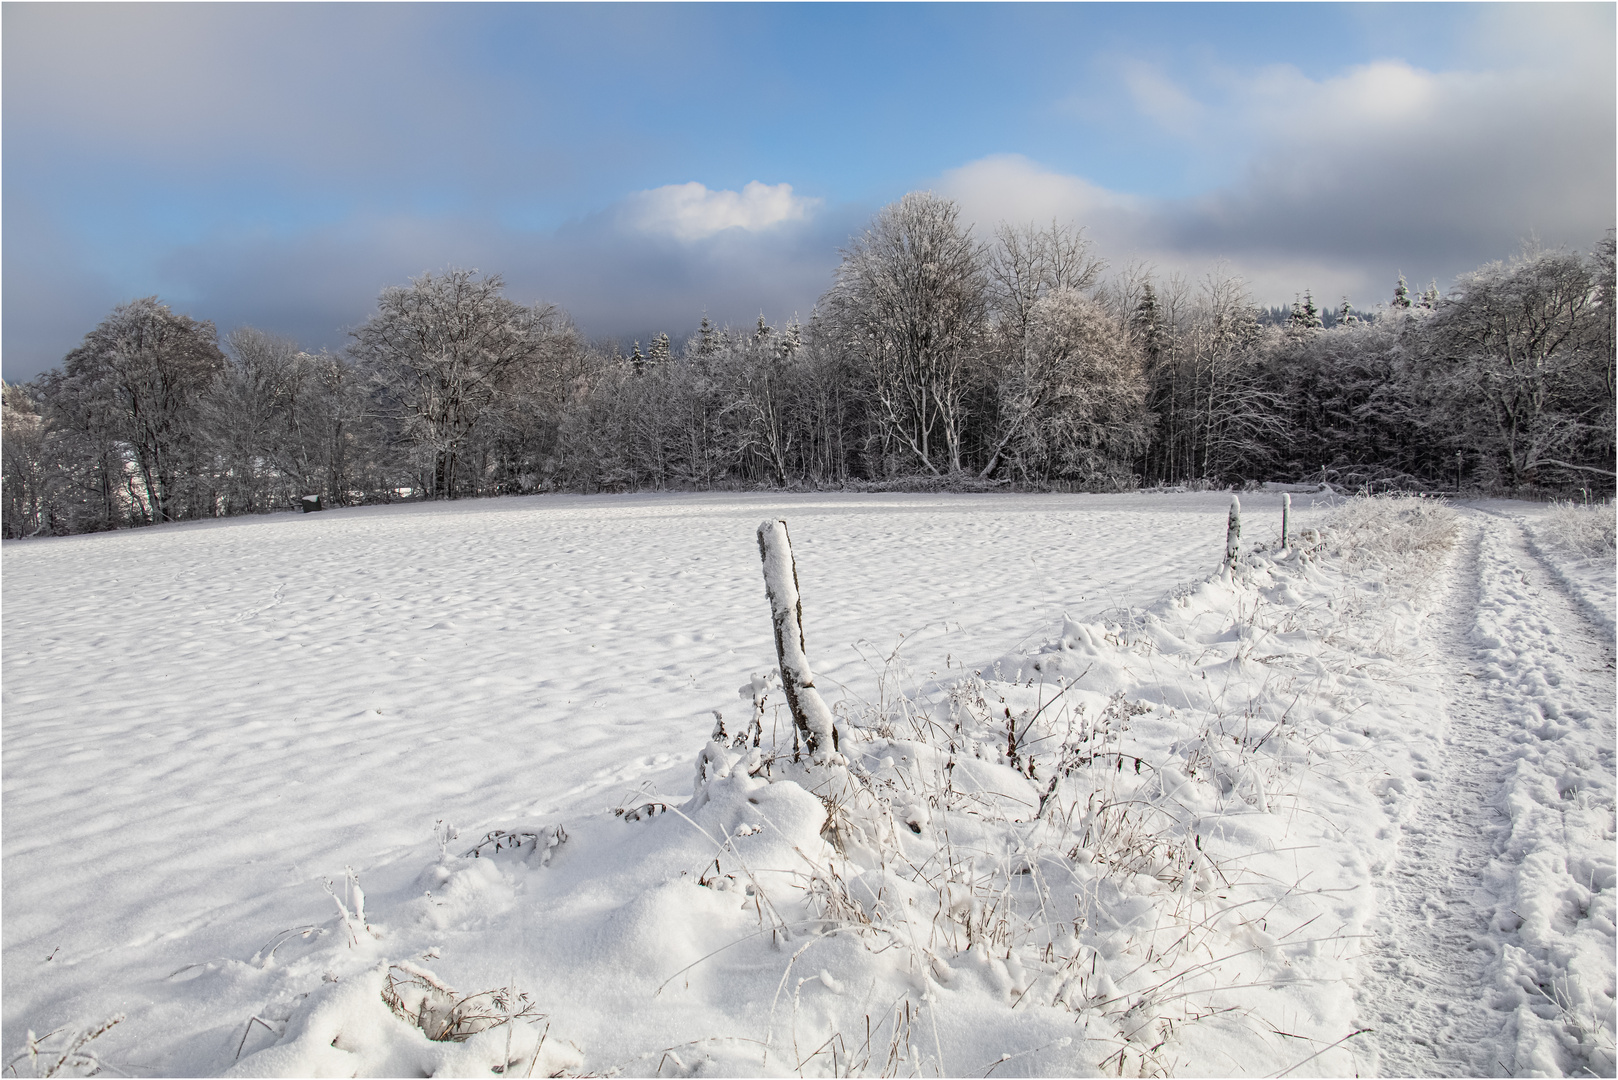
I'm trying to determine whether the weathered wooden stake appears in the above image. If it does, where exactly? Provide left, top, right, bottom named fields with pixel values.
left=756, top=520, right=838, bottom=762
left=1281, top=492, right=1292, bottom=550
left=1224, top=495, right=1242, bottom=572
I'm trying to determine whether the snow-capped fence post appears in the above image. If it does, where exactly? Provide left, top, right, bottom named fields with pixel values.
left=1281, top=493, right=1291, bottom=551
left=1224, top=495, right=1242, bottom=572
left=756, top=520, right=838, bottom=763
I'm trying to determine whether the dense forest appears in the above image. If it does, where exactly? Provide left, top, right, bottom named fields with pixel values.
left=3, top=193, right=1614, bottom=538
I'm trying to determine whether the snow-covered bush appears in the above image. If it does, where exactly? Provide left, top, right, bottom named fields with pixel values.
left=1538, top=499, right=1617, bottom=558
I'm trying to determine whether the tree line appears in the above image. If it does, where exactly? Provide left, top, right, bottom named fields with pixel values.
left=4, top=192, right=1613, bottom=537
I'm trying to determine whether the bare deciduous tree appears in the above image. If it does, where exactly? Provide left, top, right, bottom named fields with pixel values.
left=350, top=269, right=568, bottom=499
left=1429, top=247, right=1612, bottom=486
left=823, top=192, right=987, bottom=475
left=48, top=298, right=226, bottom=524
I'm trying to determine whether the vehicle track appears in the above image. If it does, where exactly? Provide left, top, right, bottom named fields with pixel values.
left=1359, top=516, right=1512, bottom=1076
left=1359, top=510, right=1617, bottom=1077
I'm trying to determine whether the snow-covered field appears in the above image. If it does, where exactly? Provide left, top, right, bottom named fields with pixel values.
left=3, top=491, right=1612, bottom=1078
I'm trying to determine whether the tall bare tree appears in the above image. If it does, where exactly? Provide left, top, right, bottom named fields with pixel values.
left=822, top=193, right=987, bottom=475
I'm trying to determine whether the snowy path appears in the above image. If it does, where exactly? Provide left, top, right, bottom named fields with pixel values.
left=1361, top=511, right=1617, bottom=1077
left=1360, top=518, right=1510, bottom=1076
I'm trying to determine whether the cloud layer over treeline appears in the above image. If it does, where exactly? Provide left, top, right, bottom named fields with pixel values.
left=4, top=3, right=1611, bottom=380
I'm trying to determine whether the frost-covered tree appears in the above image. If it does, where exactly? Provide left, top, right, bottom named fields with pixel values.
left=2, top=382, right=54, bottom=537
left=1393, top=275, right=1413, bottom=310
left=977, top=289, right=1147, bottom=483
left=349, top=269, right=568, bottom=499
left=987, top=220, right=1104, bottom=346
left=646, top=332, right=672, bottom=367
left=693, top=315, right=719, bottom=358
left=1178, top=268, right=1284, bottom=483
left=1289, top=292, right=1323, bottom=331
left=1132, top=280, right=1165, bottom=364
left=45, top=297, right=226, bottom=524
left=821, top=192, right=988, bottom=475
left=1427, top=247, right=1613, bottom=487
left=203, top=328, right=386, bottom=511
left=1302, top=290, right=1323, bottom=330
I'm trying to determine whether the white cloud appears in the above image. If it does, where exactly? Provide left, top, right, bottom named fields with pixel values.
left=939, top=154, right=1140, bottom=236
left=1119, top=62, right=1206, bottom=136
left=623, top=181, right=819, bottom=242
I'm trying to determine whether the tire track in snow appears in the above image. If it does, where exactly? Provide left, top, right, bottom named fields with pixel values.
left=1361, top=511, right=1617, bottom=1076
left=1360, top=517, right=1512, bottom=1077
left=1469, top=512, right=1616, bottom=1076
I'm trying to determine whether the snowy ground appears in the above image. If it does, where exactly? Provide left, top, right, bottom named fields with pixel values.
left=3, top=491, right=1612, bottom=1078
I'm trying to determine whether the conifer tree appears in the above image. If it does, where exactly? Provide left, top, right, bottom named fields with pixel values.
left=695, top=315, right=717, bottom=358
left=1287, top=294, right=1306, bottom=329
left=1393, top=275, right=1413, bottom=309
left=1132, top=281, right=1163, bottom=363
left=1302, top=290, right=1323, bottom=330
left=647, top=332, right=671, bottom=366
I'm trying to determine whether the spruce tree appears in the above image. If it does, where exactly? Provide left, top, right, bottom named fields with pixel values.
left=647, top=332, right=671, bottom=366
left=779, top=317, right=803, bottom=358
left=1302, top=289, right=1323, bottom=330
left=1393, top=275, right=1413, bottom=309
left=1288, top=294, right=1306, bottom=329
left=1132, top=281, right=1163, bottom=363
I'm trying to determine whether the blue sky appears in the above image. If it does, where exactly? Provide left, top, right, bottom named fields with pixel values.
left=4, top=2, right=1613, bottom=380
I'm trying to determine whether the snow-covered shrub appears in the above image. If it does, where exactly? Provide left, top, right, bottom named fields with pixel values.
left=1538, top=499, right=1617, bottom=558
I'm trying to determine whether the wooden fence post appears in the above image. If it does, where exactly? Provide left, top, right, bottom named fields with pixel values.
left=1225, top=495, right=1242, bottom=572
left=1281, top=492, right=1291, bottom=551
left=756, top=520, right=838, bottom=762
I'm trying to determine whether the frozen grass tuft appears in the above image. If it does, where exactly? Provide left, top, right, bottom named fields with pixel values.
left=381, top=963, right=547, bottom=1044
left=3, top=1016, right=123, bottom=1079
left=1319, top=494, right=1460, bottom=561
left=1538, top=499, right=1617, bottom=558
